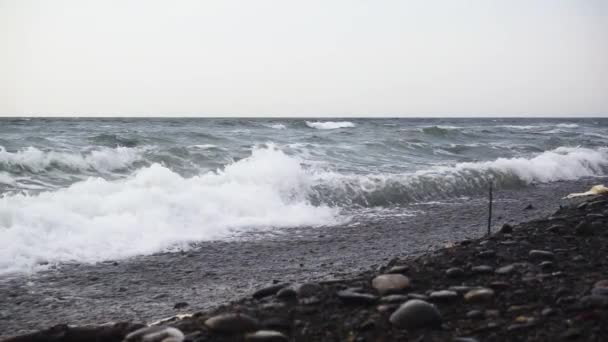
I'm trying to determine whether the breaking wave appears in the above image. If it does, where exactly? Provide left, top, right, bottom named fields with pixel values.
left=0, top=146, right=340, bottom=275
left=306, top=121, right=355, bottom=130
left=0, top=146, right=144, bottom=174
left=1, top=145, right=607, bottom=274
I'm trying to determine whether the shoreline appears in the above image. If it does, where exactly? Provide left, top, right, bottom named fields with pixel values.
left=4, top=184, right=608, bottom=341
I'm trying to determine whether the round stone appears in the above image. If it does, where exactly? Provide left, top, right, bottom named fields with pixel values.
left=295, top=283, right=322, bottom=298
left=372, top=274, right=411, bottom=295
left=528, top=250, right=555, bottom=260
left=336, top=290, right=378, bottom=304
left=446, top=267, right=465, bottom=278
left=389, top=299, right=442, bottom=330
left=495, top=264, right=515, bottom=275
left=429, top=290, right=458, bottom=301
left=471, top=265, right=494, bottom=273
left=205, top=313, right=259, bottom=333
left=464, top=288, right=495, bottom=302
left=245, top=330, right=288, bottom=342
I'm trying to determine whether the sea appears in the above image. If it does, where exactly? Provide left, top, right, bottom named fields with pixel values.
left=1, top=117, right=607, bottom=276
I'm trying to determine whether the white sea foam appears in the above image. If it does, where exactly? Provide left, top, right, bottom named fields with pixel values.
left=0, top=145, right=340, bottom=275
left=0, top=172, right=15, bottom=186
left=269, top=124, right=287, bottom=130
left=191, top=144, right=218, bottom=150
left=0, top=146, right=143, bottom=173
left=305, top=121, right=355, bottom=130
left=555, top=123, right=579, bottom=128
left=1, top=145, right=606, bottom=275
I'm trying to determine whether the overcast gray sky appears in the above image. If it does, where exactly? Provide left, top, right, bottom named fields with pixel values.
left=1, top=0, right=607, bottom=117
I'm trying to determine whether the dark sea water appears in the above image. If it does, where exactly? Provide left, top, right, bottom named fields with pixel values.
left=1, top=117, right=607, bottom=276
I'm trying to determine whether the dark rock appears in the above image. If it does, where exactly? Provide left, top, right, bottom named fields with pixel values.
left=448, top=286, right=473, bottom=293
left=276, top=287, right=297, bottom=300
left=387, top=265, right=409, bottom=274
left=529, top=250, right=555, bottom=260
left=337, top=290, right=377, bottom=305
left=524, top=204, right=535, bottom=210
left=446, top=267, right=465, bottom=278
left=205, top=313, right=259, bottom=333
left=295, top=283, right=322, bottom=298
left=389, top=299, right=442, bottom=330
left=591, top=279, right=608, bottom=296
left=429, top=290, right=458, bottom=302
left=253, top=284, right=288, bottom=299
left=539, top=261, right=553, bottom=269
left=478, top=250, right=496, bottom=258
left=577, top=202, right=589, bottom=210
left=407, top=293, right=430, bottom=300
left=578, top=295, right=608, bottom=309
left=466, top=310, right=484, bottom=319
left=464, top=288, right=494, bottom=302
left=495, top=264, right=515, bottom=275
left=380, top=294, right=408, bottom=303
left=498, top=223, right=513, bottom=234
left=173, top=302, right=188, bottom=310
left=575, top=221, right=594, bottom=235
left=541, top=307, right=555, bottom=316
left=471, top=265, right=494, bottom=274
left=546, top=225, right=563, bottom=233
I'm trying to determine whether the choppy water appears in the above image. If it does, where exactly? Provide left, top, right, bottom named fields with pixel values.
left=1, top=117, right=607, bottom=275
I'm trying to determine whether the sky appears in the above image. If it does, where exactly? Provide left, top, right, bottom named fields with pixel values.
left=1, top=0, right=607, bottom=117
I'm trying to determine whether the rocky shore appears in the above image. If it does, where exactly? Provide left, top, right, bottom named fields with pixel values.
left=4, top=193, right=608, bottom=341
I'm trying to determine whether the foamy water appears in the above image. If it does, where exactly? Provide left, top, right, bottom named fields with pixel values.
left=0, top=118, right=605, bottom=274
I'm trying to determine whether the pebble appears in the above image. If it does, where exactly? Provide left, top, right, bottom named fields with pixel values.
left=539, top=261, right=553, bottom=269
left=466, top=310, right=484, bottom=319
left=464, top=288, right=494, bottom=302
left=429, top=290, right=458, bottom=301
left=407, top=293, right=429, bottom=300
left=276, top=287, right=297, bottom=300
left=253, top=284, right=288, bottom=299
left=528, top=250, right=555, bottom=260
left=471, top=265, right=494, bottom=274
left=448, top=286, right=473, bottom=293
left=541, top=307, right=555, bottom=316
left=245, top=330, right=288, bottom=342
left=389, top=299, right=442, bottom=330
left=546, top=225, right=563, bottom=233
left=173, top=302, right=188, bottom=310
left=485, top=310, right=500, bottom=318
left=575, top=221, right=593, bottom=235
left=495, top=264, right=515, bottom=275
left=380, top=294, right=408, bottom=303
left=478, top=250, right=496, bottom=258
left=205, top=313, right=259, bottom=333
left=387, top=265, right=409, bottom=274
left=446, top=267, right=465, bottom=278
left=592, top=279, right=608, bottom=296
left=578, top=295, right=608, bottom=309
left=498, top=223, right=513, bottom=234
left=124, top=326, right=184, bottom=342
left=295, top=283, right=322, bottom=298
left=453, top=338, right=479, bottom=342
left=371, top=274, right=411, bottom=295
left=336, top=290, right=378, bottom=305
left=488, top=281, right=510, bottom=290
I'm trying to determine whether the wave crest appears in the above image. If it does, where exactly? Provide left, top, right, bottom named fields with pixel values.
left=0, top=146, right=144, bottom=174
left=306, top=121, right=355, bottom=130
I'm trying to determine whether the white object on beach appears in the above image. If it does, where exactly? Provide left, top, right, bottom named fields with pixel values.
left=564, top=184, right=608, bottom=199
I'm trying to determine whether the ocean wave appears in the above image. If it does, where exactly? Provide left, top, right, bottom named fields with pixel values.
left=306, top=121, right=355, bottom=130
left=269, top=124, right=287, bottom=130
left=89, top=133, right=140, bottom=147
left=0, top=172, right=15, bottom=186
left=0, top=146, right=340, bottom=275
left=308, top=146, right=608, bottom=206
left=1, top=144, right=606, bottom=274
left=0, top=146, right=144, bottom=174
left=555, top=123, right=579, bottom=128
